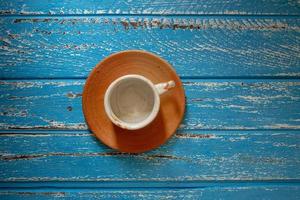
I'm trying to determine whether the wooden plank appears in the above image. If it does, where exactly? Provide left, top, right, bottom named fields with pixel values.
left=0, top=186, right=300, bottom=200
left=0, top=0, right=300, bottom=16
left=0, top=131, right=299, bottom=181
left=0, top=80, right=300, bottom=130
left=0, top=17, right=299, bottom=79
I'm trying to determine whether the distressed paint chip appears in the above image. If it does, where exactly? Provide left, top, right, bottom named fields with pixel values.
left=9, top=18, right=299, bottom=31
left=0, top=152, right=184, bottom=161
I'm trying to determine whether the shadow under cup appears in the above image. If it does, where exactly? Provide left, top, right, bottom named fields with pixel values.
left=105, top=76, right=160, bottom=130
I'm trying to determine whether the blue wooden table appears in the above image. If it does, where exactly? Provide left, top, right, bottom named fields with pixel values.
left=0, top=1, right=300, bottom=199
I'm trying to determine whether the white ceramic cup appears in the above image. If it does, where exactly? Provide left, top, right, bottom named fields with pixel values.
left=104, top=74, right=175, bottom=130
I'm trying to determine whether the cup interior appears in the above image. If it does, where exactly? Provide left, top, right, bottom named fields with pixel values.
left=107, top=76, right=157, bottom=127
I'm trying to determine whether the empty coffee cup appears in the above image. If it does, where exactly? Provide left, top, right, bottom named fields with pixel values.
left=104, top=74, right=175, bottom=130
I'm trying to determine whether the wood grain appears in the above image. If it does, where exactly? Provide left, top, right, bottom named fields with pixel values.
left=0, top=80, right=299, bottom=130
left=1, top=0, right=299, bottom=196
left=0, top=131, right=299, bottom=181
left=0, top=186, right=300, bottom=200
left=0, top=17, right=299, bottom=78
left=0, top=0, right=300, bottom=15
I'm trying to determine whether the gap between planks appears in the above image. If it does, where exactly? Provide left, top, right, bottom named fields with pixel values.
left=1, top=180, right=300, bottom=190
left=1, top=77, right=300, bottom=81
left=1, top=14, right=300, bottom=18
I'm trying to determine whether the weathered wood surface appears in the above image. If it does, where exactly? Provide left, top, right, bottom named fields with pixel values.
left=0, top=0, right=300, bottom=16
left=1, top=17, right=300, bottom=79
left=0, top=131, right=299, bottom=181
left=1, top=1, right=300, bottom=197
left=0, top=80, right=300, bottom=130
left=0, top=186, right=300, bottom=200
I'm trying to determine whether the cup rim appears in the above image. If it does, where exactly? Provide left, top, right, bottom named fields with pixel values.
left=104, top=74, right=160, bottom=130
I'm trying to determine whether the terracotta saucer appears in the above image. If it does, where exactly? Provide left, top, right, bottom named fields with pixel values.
left=82, top=50, right=185, bottom=153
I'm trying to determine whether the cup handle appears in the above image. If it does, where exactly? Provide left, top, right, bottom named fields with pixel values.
left=155, top=80, right=176, bottom=95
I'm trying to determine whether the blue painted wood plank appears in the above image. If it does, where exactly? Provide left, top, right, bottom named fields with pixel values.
left=0, top=17, right=299, bottom=79
left=0, top=0, right=300, bottom=15
left=0, top=80, right=299, bottom=130
left=0, top=131, right=299, bottom=181
left=0, top=186, right=300, bottom=200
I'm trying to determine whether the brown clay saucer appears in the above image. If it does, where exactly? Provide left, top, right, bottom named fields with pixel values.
left=82, top=50, right=185, bottom=153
